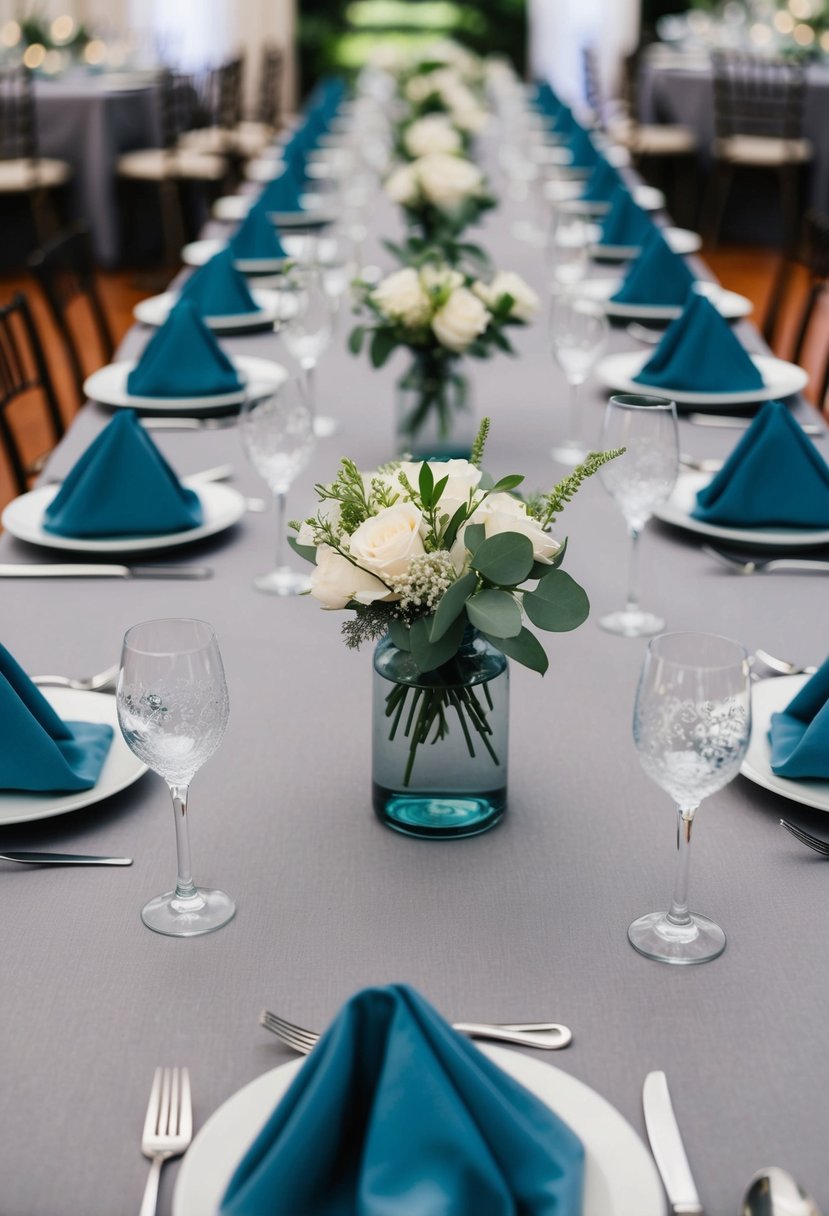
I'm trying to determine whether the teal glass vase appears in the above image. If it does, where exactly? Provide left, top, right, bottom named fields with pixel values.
left=372, top=628, right=508, bottom=839
left=396, top=352, right=475, bottom=460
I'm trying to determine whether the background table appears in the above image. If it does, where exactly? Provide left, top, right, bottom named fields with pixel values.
left=0, top=181, right=827, bottom=1215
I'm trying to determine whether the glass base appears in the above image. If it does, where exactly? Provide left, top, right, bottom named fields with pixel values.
left=141, top=886, right=236, bottom=938
left=599, top=608, right=665, bottom=638
left=253, top=567, right=311, bottom=596
left=511, top=219, right=547, bottom=248
left=551, top=441, right=588, bottom=467
left=628, top=910, right=726, bottom=965
left=314, top=415, right=340, bottom=438
left=373, top=783, right=506, bottom=839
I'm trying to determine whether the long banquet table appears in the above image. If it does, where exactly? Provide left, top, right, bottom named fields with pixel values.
left=1, top=176, right=829, bottom=1214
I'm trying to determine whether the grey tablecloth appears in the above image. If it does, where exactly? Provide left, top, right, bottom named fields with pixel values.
left=1, top=179, right=829, bottom=1216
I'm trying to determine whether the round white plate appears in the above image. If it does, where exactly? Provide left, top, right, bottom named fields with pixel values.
left=213, top=194, right=253, bottom=222
left=83, top=355, right=287, bottom=414
left=742, top=674, right=829, bottom=812
left=172, top=1043, right=664, bottom=1216
left=0, top=687, right=146, bottom=826
left=653, top=469, right=829, bottom=548
left=246, top=157, right=290, bottom=183
left=267, top=208, right=338, bottom=230
left=555, top=184, right=665, bottom=215
left=591, top=226, right=702, bottom=261
left=209, top=196, right=336, bottom=231
left=596, top=350, right=809, bottom=407
left=181, top=238, right=289, bottom=275
left=134, top=288, right=286, bottom=331
left=1, top=481, right=246, bottom=554
left=576, top=278, right=751, bottom=321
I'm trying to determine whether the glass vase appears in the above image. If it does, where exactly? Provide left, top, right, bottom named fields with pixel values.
left=372, top=628, right=508, bottom=839
left=396, top=352, right=475, bottom=460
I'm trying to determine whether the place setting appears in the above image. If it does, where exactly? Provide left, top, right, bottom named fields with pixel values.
left=588, top=184, right=702, bottom=261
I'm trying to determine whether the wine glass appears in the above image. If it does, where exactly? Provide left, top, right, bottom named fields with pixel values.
left=117, top=618, right=234, bottom=938
left=548, top=294, right=608, bottom=465
left=279, top=264, right=338, bottom=437
left=240, top=378, right=315, bottom=595
left=545, top=210, right=591, bottom=291
left=630, top=632, right=751, bottom=964
left=598, top=393, right=679, bottom=637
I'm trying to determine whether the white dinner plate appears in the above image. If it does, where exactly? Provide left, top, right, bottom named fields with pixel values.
left=742, top=674, right=829, bottom=812
left=211, top=195, right=337, bottom=230
left=172, top=1044, right=664, bottom=1216
left=181, top=237, right=290, bottom=275
left=590, top=226, right=703, bottom=261
left=653, top=469, right=829, bottom=548
left=213, top=194, right=254, bottom=222
left=554, top=184, right=666, bottom=215
left=133, top=288, right=287, bottom=331
left=1, top=481, right=246, bottom=554
left=595, top=350, right=809, bottom=407
left=0, top=688, right=146, bottom=826
left=575, top=278, right=751, bottom=321
left=83, top=355, right=288, bottom=414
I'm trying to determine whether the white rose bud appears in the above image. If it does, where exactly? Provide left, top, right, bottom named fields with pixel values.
left=484, top=271, right=540, bottom=322
left=384, top=163, right=418, bottom=205
left=415, top=153, right=483, bottom=210
left=431, top=286, right=490, bottom=353
left=473, top=493, right=561, bottom=564
left=371, top=267, right=432, bottom=327
left=348, top=502, right=426, bottom=581
left=419, top=264, right=464, bottom=292
left=310, top=547, right=391, bottom=609
left=403, top=115, right=462, bottom=158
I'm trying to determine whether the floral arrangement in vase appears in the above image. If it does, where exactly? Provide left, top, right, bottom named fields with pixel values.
left=290, top=420, right=622, bottom=838
left=384, top=152, right=496, bottom=246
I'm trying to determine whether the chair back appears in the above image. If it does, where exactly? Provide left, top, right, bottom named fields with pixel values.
left=712, top=52, right=808, bottom=141
left=582, top=46, right=603, bottom=120
left=0, top=293, right=64, bottom=495
left=0, top=66, right=37, bottom=162
left=159, top=70, right=201, bottom=148
left=258, top=44, right=284, bottom=128
left=791, top=209, right=829, bottom=365
left=28, top=223, right=115, bottom=408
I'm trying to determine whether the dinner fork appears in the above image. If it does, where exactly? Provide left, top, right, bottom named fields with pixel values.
left=703, top=545, right=829, bottom=576
left=780, top=819, right=829, bottom=857
left=140, top=1067, right=192, bottom=1216
left=259, top=1009, right=572, bottom=1052
left=31, top=662, right=120, bottom=693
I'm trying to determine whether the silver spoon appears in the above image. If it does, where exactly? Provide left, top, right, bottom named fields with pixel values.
left=680, top=453, right=723, bottom=473
left=753, top=649, right=818, bottom=677
left=741, top=1166, right=821, bottom=1215
left=31, top=663, right=120, bottom=693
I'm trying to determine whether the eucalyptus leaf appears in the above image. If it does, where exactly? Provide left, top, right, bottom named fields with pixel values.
left=466, top=589, right=522, bottom=638
left=471, top=532, right=534, bottom=587
left=522, top=570, right=590, bottom=632
left=463, top=522, right=486, bottom=554
left=370, top=329, right=397, bottom=369
left=442, top=502, right=470, bottom=550
left=490, top=474, right=524, bottom=494
left=348, top=326, right=365, bottom=355
left=481, top=627, right=549, bottom=675
left=430, top=572, right=477, bottom=641
left=287, top=536, right=317, bottom=565
left=410, top=612, right=467, bottom=672
left=388, top=618, right=412, bottom=651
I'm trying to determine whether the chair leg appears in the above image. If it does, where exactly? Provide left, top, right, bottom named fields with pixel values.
left=777, top=164, right=800, bottom=255
left=158, top=178, right=186, bottom=270
left=702, top=160, right=734, bottom=248
left=28, top=187, right=60, bottom=245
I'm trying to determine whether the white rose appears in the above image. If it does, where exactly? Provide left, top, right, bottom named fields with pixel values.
left=371, top=268, right=431, bottom=327
left=473, top=493, right=561, bottom=564
left=414, top=153, right=483, bottom=210
left=451, top=103, right=488, bottom=135
left=348, top=502, right=426, bottom=581
left=474, top=273, right=539, bottom=322
left=384, top=163, right=417, bottom=205
left=310, top=547, right=390, bottom=609
left=419, top=264, right=464, bottom=293
left=403, top=115, right=462, bottom=158
left=431, top=286, right=490, bottom=353
left=390, top=458, right=483, bottom=521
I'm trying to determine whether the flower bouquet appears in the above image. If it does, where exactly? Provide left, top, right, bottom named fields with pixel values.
left=384, top=152, right=496, bottom=247
left=290, top=420, right=622, bottom=838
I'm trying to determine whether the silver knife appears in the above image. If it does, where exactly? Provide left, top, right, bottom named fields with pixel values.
left=0, top=852, right=133, bottom=866
left=643, top=1071, right=704, bottom=1215
left=688, top=413, right=824, bottom=437
left=0, top=564, right=213, bottom=579
left=139, top=417, right=237, bottom=431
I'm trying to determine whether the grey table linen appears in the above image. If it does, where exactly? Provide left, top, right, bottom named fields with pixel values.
left=1, top=188, right=828, bottom=1216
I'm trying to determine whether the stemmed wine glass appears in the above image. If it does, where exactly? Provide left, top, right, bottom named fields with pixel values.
left=279, top=263, right=338, bottom=437
left=545, top=211, right=591, bottom=291
left=240, top=378, right=315, bottom=595
left=117, top=618, right=234, bottom=938
left=598, top=393, right=679, bottom=637
left=630, top=632, right=751, bottom=964
left=548, top=294, right=608, bottom=465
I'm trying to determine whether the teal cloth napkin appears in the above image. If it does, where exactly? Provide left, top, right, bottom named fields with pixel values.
left=693, top=400, right=829, bottom=527
left=535, top=82, right=562, bottom=115
left=0, top=641, right=113, bottom=791
left=770, top=658, right=829, bottom=778
left=219, top=984, right=585, bottom=1216
left=44, top=410, right=203, bottom=537
left=581, top=158, right=623, bottom=203
left=230, top=201, right=288, bottom=262
left=258, top=161, right=304, bottom=214
left=634, top=292, right=765, bottom=393
left=611, top=227, right=697, bottom=306
left=566, top=124, right=601, bottom=171
left=126, top=298, right=242, bottom=398
left=600, top=185, right=657, bottom=248
left=547, top=105, right=575, bottom=136
left=179, top=247, right=259, bottom=317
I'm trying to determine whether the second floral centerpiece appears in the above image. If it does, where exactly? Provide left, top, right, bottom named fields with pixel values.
left=291, top=420, right=621, bottom=839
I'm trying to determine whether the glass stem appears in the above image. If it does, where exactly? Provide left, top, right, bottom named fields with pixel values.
left=569, top=378, right=582, bottom=448
left=304, top=362, right=316, bottom=419
left=169, top=783, right=197, bottom=901
left=273, top=489, right=287, bottom=572
left=667, top=804, right=698, bottom=927
left=626, top=525, right=642, bottom=615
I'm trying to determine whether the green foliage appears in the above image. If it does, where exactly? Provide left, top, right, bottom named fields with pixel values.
left=531, top=448, right=626, bottom=528
left=522, top=570, right=590, bottom=633
left=471, top=532, right=534, bottom=586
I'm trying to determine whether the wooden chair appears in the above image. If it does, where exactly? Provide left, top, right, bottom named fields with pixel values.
left=703, top=52, right=812, bottom=248
left=0, top=66, right=71, bottom=244
left=762, top=210, right=829, bottom=412
left=28, top=223, right=115, bottom=411
left=0, top=292, right=65, bottom=496
left=180, top=49, right=283, bottom=162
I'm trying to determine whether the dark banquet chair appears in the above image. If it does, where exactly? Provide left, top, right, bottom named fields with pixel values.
left=0, top=292, right=66, bottom=496
left=0, top=65, right=72, bottom=244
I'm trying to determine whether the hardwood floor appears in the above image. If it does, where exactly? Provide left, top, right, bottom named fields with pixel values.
left=0, top=243, right=824, bottom=513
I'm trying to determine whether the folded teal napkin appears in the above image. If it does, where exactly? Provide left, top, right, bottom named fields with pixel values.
left=611, top=227, right=697, bottom=307
left=600, top=185, right=657, bottom=248
left=770, top=658, right=829, bottom=778
left=230, top=201, right=288, bottom=262
left=634, top=292, right=765, bottom=393
left=0, top=641, right=113, bottom=791
left=547, top=105, right=575, bottom=136
left=44, top=410, right=203, bottom=537
left=220, top=984, right=585, bottom=1216
left=179, top=247, right=259, bottom=317
left=581, top=158, right=623, bottom=203
left=258, top=161, right=304, bottom=213
left=693, top=400, right=829, bottom=527
left=126, top=298, right=242, bottom=398
left=535, top=82, right=562, bottom=115
left=566, top=124, right=601, bottom=171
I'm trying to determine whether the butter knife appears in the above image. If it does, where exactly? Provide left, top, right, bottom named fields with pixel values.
left=688, top=413, right=824, bottom=437
left=643, top=1071, right=704, bottom=1215
left=0, top=564, right=213, bottom=579
left=0, top=852, right=133, bottom=866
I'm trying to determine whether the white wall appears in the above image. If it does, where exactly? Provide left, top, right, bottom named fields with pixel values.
left=529, top=0, right=641, bottom=106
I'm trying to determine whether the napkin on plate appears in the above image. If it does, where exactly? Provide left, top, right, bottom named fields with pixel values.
left=258, top=161, right=304, bottom=214
left=43, top=409, right=203, bottom=537
left=535, top=82, right=562, bottom=115
left=0, top=641, right=113, bottom=791
left=581, top=158, right=624, bottom=203
left=693, top=400, right=829, bottom=527
left=599, top=185, right=656, bottom=248
left=770, top=658, right=829, bottom=779
left=611, top=227, right=696, bottom=307
left=566, top=124, right=601, bottom=171
left=126, top=298, right=242, bottom=398
left=633, top=292, right=765, bottom=393
left=219, top=984, right=585, bottom=1216
left=179, top=247, right=259, bottom=317
left=230, top=201, right=288, bottom=262
left=547, top=104, right=575, bottom=137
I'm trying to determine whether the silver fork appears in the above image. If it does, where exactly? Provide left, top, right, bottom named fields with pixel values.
left=140, top=1067, right=193, bottom=1216
left=780, top=819, right=829, bottom=856
left=703, top=546, right=829, bottom=576
left=259, top=1008, right=572, bottom=1052
left=30, top=663, right=120, bottom=693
